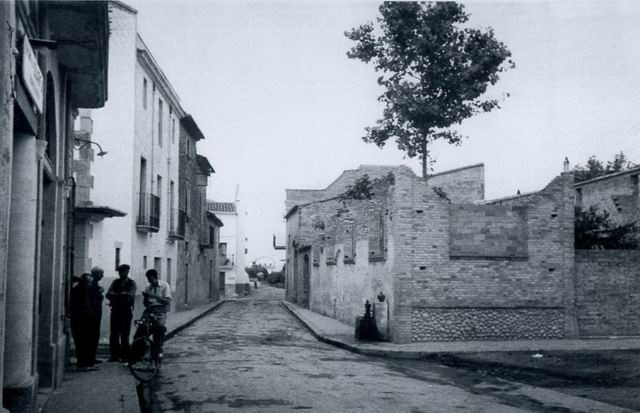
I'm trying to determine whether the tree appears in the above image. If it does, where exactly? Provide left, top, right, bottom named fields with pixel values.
left=573, top=152, right=636, bottom=182
left=345, top=2, right=514, bottom=178
left=340, top=172, right=395, bottom=200
left=245, top=264, right=269, bottom=279
left=575, top=206, right=638, bottom=250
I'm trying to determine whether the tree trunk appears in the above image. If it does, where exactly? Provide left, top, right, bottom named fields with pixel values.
left=421, top=141, right=428, bottom=179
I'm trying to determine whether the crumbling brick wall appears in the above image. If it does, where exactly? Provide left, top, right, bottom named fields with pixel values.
left=392, top=168, right=575, bottom=342
left=286, top=164, right=576, bottom=343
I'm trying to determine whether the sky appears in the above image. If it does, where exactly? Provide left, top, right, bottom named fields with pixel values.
left=124, top=0, right=640, bottom=265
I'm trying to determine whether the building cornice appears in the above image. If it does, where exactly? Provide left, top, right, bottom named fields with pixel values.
left=136, top=35, right=185, bottom=118
left=574, top=166, right=640, bottom=188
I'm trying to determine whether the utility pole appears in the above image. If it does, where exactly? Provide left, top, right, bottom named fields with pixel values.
left=0, top=2, right=16, bottom=411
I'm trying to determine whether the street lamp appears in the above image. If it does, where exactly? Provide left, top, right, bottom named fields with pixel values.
left=74, top=137, right=107, bottom=157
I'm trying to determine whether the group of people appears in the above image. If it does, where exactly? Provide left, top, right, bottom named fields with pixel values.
left=70, top=264, right=172, bottom=371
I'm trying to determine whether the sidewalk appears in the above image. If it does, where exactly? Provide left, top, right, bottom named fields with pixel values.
left=282, top=300, right=640, bottom=358
left=41, top=299, right=226, bottom=413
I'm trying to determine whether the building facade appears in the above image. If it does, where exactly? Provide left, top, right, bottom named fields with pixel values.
left=207, top=201, right=250, bottom=295
left=78, top=2, right=219, bottom=334
left=0, top=1, right=109, bottom=410
left=174, top=116, right=222, bottom=310
left=285, top=164, right=577, bottom=344
left=574, top=166, right=640, bottom=227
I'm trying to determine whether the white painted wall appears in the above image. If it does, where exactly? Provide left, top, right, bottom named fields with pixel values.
left=87, top=3, right=179, bottom=288
left=216, top=202, right=249, bottom=290
left=87, top=4, right=137, bottom=280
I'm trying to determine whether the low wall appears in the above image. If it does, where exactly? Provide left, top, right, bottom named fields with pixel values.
left=576, top=250, right=640, bottom=336
left=411, top=307, right=563, bottom=341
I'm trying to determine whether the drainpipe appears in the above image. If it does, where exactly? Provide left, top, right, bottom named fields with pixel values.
left=0, top=2, right=16, bottom=411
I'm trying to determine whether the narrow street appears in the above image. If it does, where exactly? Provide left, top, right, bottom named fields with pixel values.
left=149, top=286, right=618, bottom=413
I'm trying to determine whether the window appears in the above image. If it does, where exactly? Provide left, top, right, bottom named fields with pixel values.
left=139, top=157, right=147, bottom=193
left=158, top=99, right=163, bottom=146
left=368, top=210, right=385, bottom=261
left=142, top=78, right=147, bottom=109
left=186, top=138, right=190, bottom=158
left=219, top=243, right=227, bottom=257
left=343, top=220, right=356, bottom=264
left=143, top=255, right=148, bottom=269
left=115, top=247, right=121, bottom=270
left=157, top=175, right=163, bottom=221
left=167, top=258, right=172, bottom=286
left=172, top=118, right=176, bottom=144
left=154, top=257, right=162, bottom=278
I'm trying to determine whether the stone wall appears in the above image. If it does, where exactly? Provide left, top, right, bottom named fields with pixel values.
left=411, top=308, right=564, bottom=341
left=286, top=168, right=397, bottom=326
left=576, top=250, right=640, bottom=336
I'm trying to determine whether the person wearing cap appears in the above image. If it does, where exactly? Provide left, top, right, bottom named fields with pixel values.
left=88, top=266, right=105, bottom=365
left=106, top=264, right=137, bottom=362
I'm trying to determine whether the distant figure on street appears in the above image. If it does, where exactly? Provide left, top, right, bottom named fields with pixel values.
left=70, top=273, right=96, bottom=371
left=137, top=269, right=171, bottom=357
left=88, top=266, right=105, bottom=365
left=106, top=264, right=136, bottom=362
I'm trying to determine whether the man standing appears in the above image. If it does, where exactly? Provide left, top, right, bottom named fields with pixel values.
left=70, top=273, right=95, bottom=370
left=106, top=264, right=136, bottom=362
left=88, top=266, right=105, bottom=365
left=139, top=269, right=171, bottom=357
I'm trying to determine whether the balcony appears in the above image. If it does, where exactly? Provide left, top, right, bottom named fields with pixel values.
left=199, top=225, right=215, bottom=249
left=137, top=193, right=160, bottom=232
left=168, top=208, right=186, bottom=240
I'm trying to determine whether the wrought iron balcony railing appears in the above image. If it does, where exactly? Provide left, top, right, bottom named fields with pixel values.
left=169, top=208, right=186, bottom=239
left=136, top=193, right=160, bottom=232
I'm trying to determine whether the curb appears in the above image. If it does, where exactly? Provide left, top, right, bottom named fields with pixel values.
left=281, top=301, right=439, bottom=361
left=165, top=299, right=227, bottom=341
left=282, top=300, right=640, bottom=384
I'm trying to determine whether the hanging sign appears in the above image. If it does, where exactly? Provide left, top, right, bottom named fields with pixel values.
left=21, top=35, right=44, bottom=114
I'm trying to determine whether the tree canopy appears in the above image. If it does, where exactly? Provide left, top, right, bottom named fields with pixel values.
left=345, top=2, right=514, bottom=178
left=573, top=152, right=637, bottom=182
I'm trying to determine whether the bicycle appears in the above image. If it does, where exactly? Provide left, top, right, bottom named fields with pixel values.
left=128, top=312, right=162, bottom=382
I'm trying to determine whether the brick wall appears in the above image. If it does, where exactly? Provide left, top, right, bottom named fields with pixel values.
left=286, top=164, right=577, bottom=343
left=426, top=163, right=484, bottom=202
left=449, top=204, right=528, bottom=259
left=576, top=250, right=640, bottom=336
left=394, top=169, right=575, bottom=342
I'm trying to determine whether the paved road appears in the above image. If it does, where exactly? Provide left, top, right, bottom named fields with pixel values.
left=150, top=286, right=628, bottom=412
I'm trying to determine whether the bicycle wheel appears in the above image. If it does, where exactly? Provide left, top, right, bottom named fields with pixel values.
left=128, top=337, right=159, bottom=382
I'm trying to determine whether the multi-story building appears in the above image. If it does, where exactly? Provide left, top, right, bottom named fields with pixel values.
left=0, top=1, right=110, bottom=410
left=207, top=200, right=250, bottom=295
left=78, top=2, right=219, bottom=326
left=174, top=116, right=222, bottom=310
left=84, top=1, right=183, bottom=295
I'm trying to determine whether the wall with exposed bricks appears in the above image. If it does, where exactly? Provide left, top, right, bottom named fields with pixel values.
left=575, top=250, right=640, bottom=336
left=286, top=164, right=577, bottom=343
